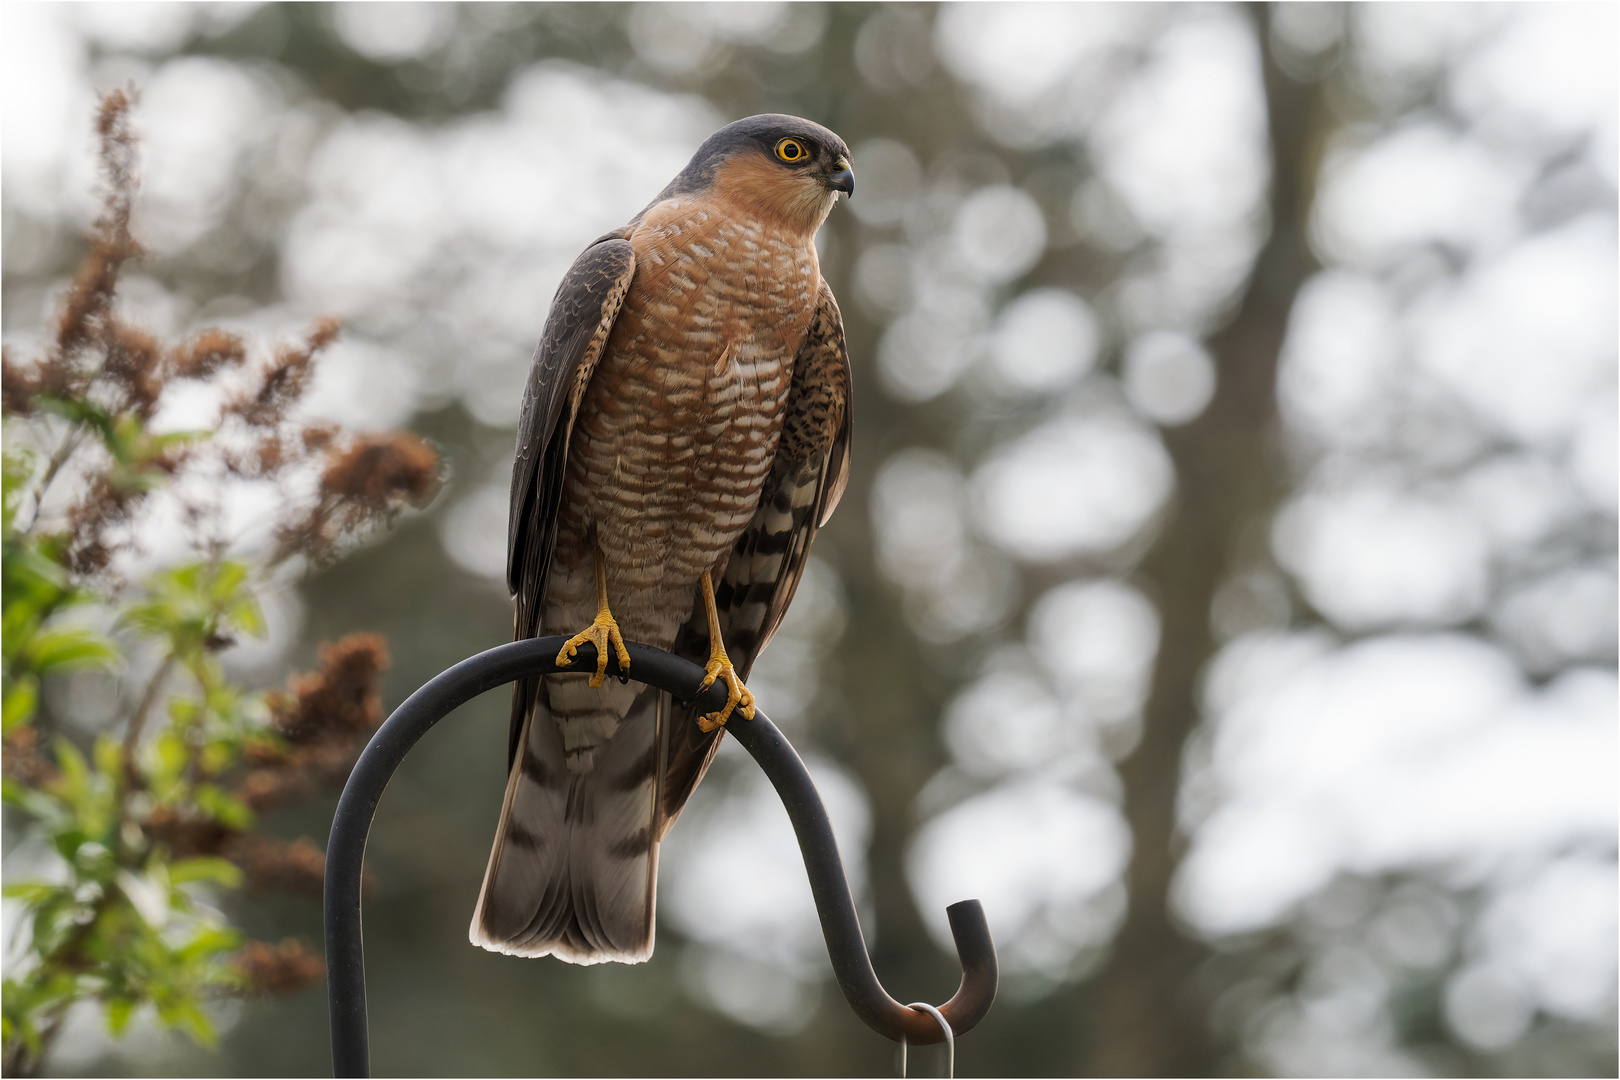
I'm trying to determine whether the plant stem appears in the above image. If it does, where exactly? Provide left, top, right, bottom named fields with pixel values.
left=19, top=424, right=90, bottom=536
left=123, top=653, right=175, bottom=757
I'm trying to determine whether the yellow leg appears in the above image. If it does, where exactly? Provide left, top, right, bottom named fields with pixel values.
left=554, top=546, right=632, bottom=688
left=695, top=570, right=756, bottom=732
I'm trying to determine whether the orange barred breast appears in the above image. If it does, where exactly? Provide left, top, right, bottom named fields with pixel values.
left=543, top=194, right=822, bottom=651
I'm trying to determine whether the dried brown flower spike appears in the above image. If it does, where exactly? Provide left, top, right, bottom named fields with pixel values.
left=230, top=937, right=325, bottom=997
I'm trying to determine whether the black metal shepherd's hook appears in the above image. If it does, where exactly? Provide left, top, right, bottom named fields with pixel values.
left=324, top=636, right=998, bottom=1077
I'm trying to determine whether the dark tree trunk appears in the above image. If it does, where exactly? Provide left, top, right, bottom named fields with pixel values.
left=1082, top=10, right=1327, bottom=1075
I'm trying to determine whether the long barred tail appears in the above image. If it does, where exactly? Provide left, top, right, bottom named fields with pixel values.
left=470, top=679, right=664, bottom=964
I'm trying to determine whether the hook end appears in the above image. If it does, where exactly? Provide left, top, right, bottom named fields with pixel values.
left=939, top=899, right=997, bottom=1037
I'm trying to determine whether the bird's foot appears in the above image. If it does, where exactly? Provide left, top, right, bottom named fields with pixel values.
left=696, top=655, right=755, bottom=732
left=555, top=611, right=631, bottom=689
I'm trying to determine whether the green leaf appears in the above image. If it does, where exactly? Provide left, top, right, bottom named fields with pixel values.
left=24, top=626, right=118, bottom=673
left=2, top=536, right=79, bottom=671
left=52, top=739, right=90, bottom=798
left=197, top=740, right=233, bottom=777
left=2, top=676, right=39, bottom=734
left=51, top=829, right=89, bottom=862
left=133, top=429, right=202, bottom=472
left=226, top=596, right=265, bottom=639
left=105, top=996, right=136, bottom=1036
left=192, top=785, right=252, bottom=830
left=2, top=448, right=36, bottom=531
left=208, top=560, right=249, bottom=601
left=92, top=735, right=125, bottom=782
left=144, top=730, right=190, bottom=800
left=1, top=776, right=61, bottom=821
left=107, top=412, right=145, bottom=466
left=33, top=394, right=116, bottom=443
left=75, top=841, right=115, bottom=876
left=116, top=869, right=169, bottom=928
left=168, top=857, right=243, bottom=889
left=165, top=696, right=199, bottom=726
left=176, top=925, right=241, bottom=963
left=1, top=882, right=61, bottom=905
left=170, top=1002, right=217, bottom=1047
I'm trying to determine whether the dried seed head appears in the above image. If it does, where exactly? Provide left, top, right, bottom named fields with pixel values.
left=235, top=767, right=306, bottom=813
left=2, top=728, right=58, bottom=787
left=168, top=328, right=246, bottom=381
left=102, top=319, right=163, bottom=415
left=228, top=317, right=341, bottom=427
left=269, top=633, right=390, bottom=744
left=231, top=937, right=325, bottom=996
left=272, top=432, right=441, bottom=564
left=233, top=836, right=327, bottom=897
left=319, top=432, right=440, bottom=506
left=144, top=805, right=235, bottom=859
left=55, top=248, right=120, bottom=366
left=1, top=349, right=44, bottom=416
left=53, top=90, right=144, bottom=367
left=301, top=423, right=338, bottom=452
left=254, top=434, right=286, bottom=476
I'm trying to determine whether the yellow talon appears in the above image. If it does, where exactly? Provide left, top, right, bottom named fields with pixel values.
left=555, top=614, right=629, bottom=689
left=694, top=569, right=755, bottom=732
left=555, top=546, right=631, bottom=688
left=696, top=656, right=755, bottom=732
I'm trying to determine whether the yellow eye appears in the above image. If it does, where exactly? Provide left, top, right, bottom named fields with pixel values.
left=775, top=138, right=807, bottom=163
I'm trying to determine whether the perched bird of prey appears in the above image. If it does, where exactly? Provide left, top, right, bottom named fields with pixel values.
left=471, top=115, right=854, bottom=964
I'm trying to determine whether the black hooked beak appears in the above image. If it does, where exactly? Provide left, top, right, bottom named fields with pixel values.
left=826, top=160, right=854, bottom=197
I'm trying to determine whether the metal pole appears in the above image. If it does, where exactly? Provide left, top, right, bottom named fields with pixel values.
left=324, top=637, right=997, bottom=1077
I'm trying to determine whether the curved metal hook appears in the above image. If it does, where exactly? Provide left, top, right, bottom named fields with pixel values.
left=324, top=636, right=997, bottom=1077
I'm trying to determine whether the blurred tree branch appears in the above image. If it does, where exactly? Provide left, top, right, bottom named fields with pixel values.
left=1081, top=7, right=1331, bottom=1074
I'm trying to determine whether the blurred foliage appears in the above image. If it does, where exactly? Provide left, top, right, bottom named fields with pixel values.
left=0, top=91, right=437, bottom=1076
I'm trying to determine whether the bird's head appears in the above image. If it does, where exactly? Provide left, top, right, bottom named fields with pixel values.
left=667, top=114, right=853, bottom=237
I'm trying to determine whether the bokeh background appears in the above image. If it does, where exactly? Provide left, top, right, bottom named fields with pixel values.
left=3, top=2, right=1615, bottom=1076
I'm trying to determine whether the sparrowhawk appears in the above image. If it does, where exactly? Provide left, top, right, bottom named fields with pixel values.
left=471, top=115, right=855, bottom=964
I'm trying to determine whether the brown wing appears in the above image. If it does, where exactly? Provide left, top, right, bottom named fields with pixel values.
left=507, top=233, right=635, bottom=767
left=657, top=279, right=854, bottom=831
